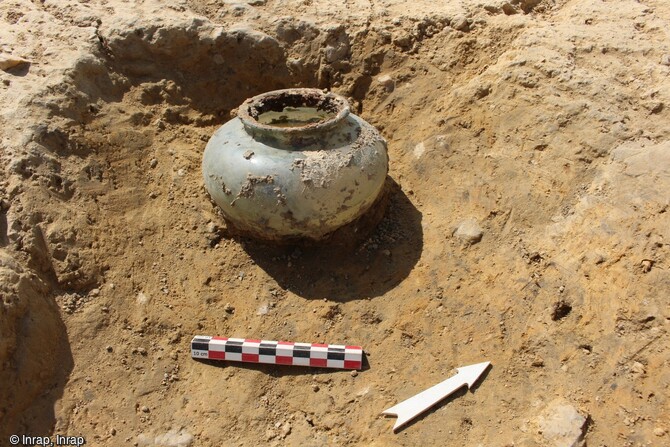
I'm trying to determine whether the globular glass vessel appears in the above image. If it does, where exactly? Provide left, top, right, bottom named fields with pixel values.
left=202, top=88, right=389, bottom=241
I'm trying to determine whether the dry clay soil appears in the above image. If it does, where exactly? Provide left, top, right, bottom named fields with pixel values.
left=1, top=0, right=669, bottom=446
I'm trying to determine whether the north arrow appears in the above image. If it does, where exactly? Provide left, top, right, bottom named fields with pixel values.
left=382, top=361, right=491, bottom=432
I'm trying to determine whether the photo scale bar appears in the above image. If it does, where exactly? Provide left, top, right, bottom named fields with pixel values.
left=191, top=336, right=363, bottom=370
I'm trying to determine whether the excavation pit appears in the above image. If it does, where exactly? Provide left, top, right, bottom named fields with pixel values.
left=3, top=2, right=666, bottom=445
left=3, top=20, right=426, bottom=439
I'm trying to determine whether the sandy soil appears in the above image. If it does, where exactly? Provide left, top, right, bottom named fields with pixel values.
left=1, top=0, right=669, bottom=446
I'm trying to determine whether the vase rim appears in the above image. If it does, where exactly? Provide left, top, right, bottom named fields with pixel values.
left=237, top=88, right=350, bottom=135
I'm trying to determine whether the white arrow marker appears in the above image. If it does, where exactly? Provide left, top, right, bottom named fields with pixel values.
left=382, top=361, right=491, bottom=432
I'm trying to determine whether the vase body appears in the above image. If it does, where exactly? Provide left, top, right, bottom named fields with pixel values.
left=202, top=88, right=388, bottom=241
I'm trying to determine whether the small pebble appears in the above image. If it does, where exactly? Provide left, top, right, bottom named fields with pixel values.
left=149, top=158, right=158, bottom=168
left=351, top=370, right=358, bottom=377
left=452, top=15, right=470, bottom=31
left=0, top=53, right=30, bottom=70
left=106, top=345, right=113, bottom=353
left=224, top=303, right=235, bottom=314
left=630, top=361, right=646, bottom=375
left=141, top=406, right=150, bottom=413
left=376, top=74, right=395, bottom=92
left=281, top=423, right=291, bottom=438
left=531, top=359, right=545, bottom=367
left=454, top=218, right=483, bottom=244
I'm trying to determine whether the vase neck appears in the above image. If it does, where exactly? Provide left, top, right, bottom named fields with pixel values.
left=237, top=88, right=350, bottom=149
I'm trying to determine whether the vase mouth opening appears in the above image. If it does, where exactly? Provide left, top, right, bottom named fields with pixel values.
left=238, top=88, right=350, bottom=135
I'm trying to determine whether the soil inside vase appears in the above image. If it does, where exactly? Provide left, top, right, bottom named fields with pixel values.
left=257, top=106, right=336, bottom=128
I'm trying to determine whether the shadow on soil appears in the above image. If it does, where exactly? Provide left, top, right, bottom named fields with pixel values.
left=242, top=178, right=423, bottom=301
left=0, top=286, right=74, bottom=440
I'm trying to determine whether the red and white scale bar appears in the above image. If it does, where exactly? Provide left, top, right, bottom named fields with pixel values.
left=191, top=336, right=363, bottom=370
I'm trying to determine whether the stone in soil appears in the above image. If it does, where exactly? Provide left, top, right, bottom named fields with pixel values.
left=535, top=399, right=587, bottom=447
left=454, top=218, right=483, bottom=243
